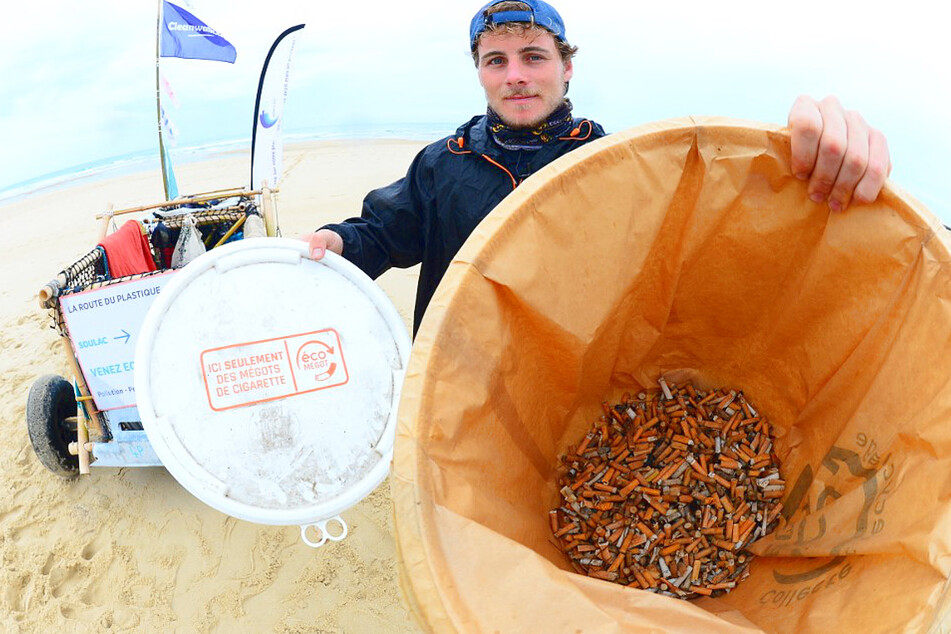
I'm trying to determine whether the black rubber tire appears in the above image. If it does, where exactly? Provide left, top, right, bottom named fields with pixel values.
left=26, top=374, right=80, bottom=477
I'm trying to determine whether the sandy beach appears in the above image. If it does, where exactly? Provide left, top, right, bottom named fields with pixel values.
left=0, top=140, right=427, bottom=632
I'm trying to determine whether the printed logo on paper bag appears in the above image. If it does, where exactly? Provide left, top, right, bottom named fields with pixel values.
left=754, top=432, right=896, bottom=609
left=201, top=329, right=349, bottom=411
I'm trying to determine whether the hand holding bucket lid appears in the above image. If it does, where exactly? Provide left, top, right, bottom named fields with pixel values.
left=134, top=238, right=411, bottom=547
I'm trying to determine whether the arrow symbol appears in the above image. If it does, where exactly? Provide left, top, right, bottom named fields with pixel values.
left=114, top=329, right=131, bottom=344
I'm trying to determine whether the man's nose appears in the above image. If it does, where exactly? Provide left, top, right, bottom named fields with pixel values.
left=505, top=61, right=528, bottom=84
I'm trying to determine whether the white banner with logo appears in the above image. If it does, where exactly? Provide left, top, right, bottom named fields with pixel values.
left=251, top=25, right=304, bottom=190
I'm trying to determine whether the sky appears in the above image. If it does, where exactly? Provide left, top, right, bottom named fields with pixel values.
left=1, top=0, right=948, bottom=221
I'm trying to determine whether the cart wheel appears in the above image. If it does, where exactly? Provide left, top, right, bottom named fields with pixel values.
left=26, top=374, right=80, bottom=477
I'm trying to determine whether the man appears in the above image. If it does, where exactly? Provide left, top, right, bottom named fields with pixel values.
left=304, top=0, right=891, bottom=335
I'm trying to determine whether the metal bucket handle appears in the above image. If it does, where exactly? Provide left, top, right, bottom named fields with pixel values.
left=300, top=515, right=348, bottom=548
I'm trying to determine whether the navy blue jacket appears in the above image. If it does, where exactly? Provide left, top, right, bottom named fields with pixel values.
left=323, top=113, right=607, bottom=334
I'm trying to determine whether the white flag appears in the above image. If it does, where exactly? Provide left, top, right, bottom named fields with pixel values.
left=251, top=25, right=304, bottom=191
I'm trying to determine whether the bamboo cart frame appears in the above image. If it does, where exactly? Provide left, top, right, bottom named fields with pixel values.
left=30, top=187, right=279, bottom=476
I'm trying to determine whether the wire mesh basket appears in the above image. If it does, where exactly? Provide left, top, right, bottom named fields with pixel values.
left=44, top=195, right=260, bottom=335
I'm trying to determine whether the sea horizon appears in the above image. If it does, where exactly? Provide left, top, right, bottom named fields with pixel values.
left=0, top=122, right=454, bottom=206
left=5, top=120, right=947, bottom=224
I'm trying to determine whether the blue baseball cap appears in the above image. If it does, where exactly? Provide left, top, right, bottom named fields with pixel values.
left=469, top=0, right=567, bottom=51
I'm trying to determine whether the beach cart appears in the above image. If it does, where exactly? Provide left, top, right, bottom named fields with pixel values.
left=28, top=187, right=279, bottom=477
left=24, top=7, right=308, bottom=478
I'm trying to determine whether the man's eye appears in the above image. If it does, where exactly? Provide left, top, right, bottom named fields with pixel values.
left=487, top=57, right=504, bottom=66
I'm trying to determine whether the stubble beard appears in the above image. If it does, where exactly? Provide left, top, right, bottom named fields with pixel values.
left=493, top=90, right=566, bottom=130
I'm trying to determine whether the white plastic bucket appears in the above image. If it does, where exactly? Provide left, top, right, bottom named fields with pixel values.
left=134, top=238, right=411, bottom=547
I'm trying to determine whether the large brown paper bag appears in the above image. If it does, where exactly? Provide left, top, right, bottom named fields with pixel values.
left=391, top=117, right=951, bottom=633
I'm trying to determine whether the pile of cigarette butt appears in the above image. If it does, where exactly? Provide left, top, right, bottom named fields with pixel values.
left=550, top=378, right=785, bottom=599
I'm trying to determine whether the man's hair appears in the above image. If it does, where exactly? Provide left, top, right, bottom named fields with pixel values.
left=470, top=1, right=578, bottom=67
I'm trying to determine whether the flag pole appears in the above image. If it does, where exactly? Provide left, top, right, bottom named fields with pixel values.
left=155, top=0, right=178, bottom=200
left=156, top=0, right=170, bottom=200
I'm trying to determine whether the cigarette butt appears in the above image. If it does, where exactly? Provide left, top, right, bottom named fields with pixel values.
left=549, top=510, right=560, bottom=534
left=608, top=553, right=625, bottom=573
left=642, top=568, right=659, bottom=588
left=633, top=570, right=650, bottom=589
left=577, top=431, right=596, bottom=455
left=620, top=531, right=636, bottom=553
left=618, top=480, right=640, bottom=497
left=719, top=456, right=740, bottom=470
left=712, top=538, right=736, bottom=551
left=554, top=522, right=579, bottom=538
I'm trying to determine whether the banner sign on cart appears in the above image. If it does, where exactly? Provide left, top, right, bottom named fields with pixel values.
left=59, top=273, right=174, bottom=410
left=200, top=329, right=349, bottom=411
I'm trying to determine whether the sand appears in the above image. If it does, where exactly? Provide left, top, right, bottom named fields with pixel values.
left=0, top=140, right=428, bottom=632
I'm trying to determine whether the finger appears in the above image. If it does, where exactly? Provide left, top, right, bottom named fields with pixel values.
left=300, top=232, right=327, bottom=260
left=827, top=110, right=869, bottom=211
left=808, top=96, right=848, bottom=204
left=852, top=128, right=891, bottom=204
left=309, top=236, right=327, bottom=260
left=787, top=95, right=823, bottom=180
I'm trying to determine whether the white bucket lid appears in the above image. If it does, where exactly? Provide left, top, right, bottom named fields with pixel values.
left=134, top=238, right=411, bottom=540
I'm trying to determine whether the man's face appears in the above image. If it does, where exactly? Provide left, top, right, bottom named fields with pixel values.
left=476, top=29, right=573, bottom=130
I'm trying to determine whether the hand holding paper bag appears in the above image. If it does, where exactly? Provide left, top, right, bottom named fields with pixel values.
left=392, top=117, right=951, bottom=633
left=788, top=95, right=892, bottom=212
